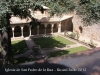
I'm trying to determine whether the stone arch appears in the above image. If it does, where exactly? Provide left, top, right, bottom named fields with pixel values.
left=23, top=25, right=29, bottom=37
left=53, top=24, right=58, bottom=32
left=14, top=26, right=21, bottom=37
left=79, top=26, right=83, bottom=33
left=39, top=24, right=45, bottom=34
left=46, top=24, right=51, bottom=33
left=31, top=26, right=37, bottom=35
left=61, top=17, right=73, bottom=32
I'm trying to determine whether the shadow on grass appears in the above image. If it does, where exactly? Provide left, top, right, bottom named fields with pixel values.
left=33, top=36, right=75, bottom=48
left=33, top=38, right=65, bottom=48
left=49, top=50, right=70, bottom=58
left=49, top=46, right=89, bottom=58
left=12, top=40, right=28, bottom=55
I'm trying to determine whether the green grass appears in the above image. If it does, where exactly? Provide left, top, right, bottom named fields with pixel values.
left=12, top=40, right=28, bottom=55
left=49, top=46, right=89, bottom=57
left=0, top=40, right=28, bottom=55
left=33, top=35, right=75, bottom=48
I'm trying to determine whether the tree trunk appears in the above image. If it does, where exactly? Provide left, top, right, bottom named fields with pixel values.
left=0, top=12, right=13, bottom=66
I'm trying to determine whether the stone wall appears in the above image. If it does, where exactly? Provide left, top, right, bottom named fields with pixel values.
left=72, top=15, right=100, bottom=41
left=61, top=17, right=73, bottom=32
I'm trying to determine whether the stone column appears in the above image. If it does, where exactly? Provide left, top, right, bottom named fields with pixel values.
left=21, top=26, right=24, bottom=37
left=51, top=24, right=54, bottom=33
left=29, top=26, right=32, bottom=36
left=58, top=22, right=61, bottom=33
left=12, top=27, right=14, bottom=38
left=37, top=26, right=39, bottom=35
left=44, top=24, right=47, bottom=35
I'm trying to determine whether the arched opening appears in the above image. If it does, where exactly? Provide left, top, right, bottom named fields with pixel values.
left=61, top=17, right=73, bottom=32
left=53, top=24, right=58, bottom=33
left=10, top=27, right=13, bottom=37
left=14, top=26, right=21, bottom=37
left=79, top=26, right=83, bottom=33
left=23, top=25, right=29, bottom=37
left=46, top=24, right=51, bottom=33
left=39, top=24, right=45, bottom=34
left=32, top=26, right=37, bottom=35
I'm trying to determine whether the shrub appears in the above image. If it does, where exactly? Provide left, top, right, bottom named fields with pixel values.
left=88, top=40, right=97, bottom=48
left=76, top=31, right=80, bottom=40
left=69, top=32, right=76, bottom=39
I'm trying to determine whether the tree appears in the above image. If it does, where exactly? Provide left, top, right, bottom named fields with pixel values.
left=76, top=0, right=100, bottom=25
left=0, top=0, right=100, bottom=66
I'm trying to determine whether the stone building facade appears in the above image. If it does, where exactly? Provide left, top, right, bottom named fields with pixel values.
left=72, top=14, right=100, bottom=42
left=10, top=7, right=74, bottom=38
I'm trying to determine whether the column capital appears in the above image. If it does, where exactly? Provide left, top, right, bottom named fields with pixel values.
left=37, top=25, right=39, bottom=28
left=58, top=22, right=61, bottom=27
left=51, top=24, right=54, bottom=28
left=21, top=26, right=23, bottom=30
left=29, top=25, right=32, bottom=28
left=12, top=27, right=14, bottom=31
left=58, top=22, right=61, bottom=33
left=44, top=24, right=47, bottom=28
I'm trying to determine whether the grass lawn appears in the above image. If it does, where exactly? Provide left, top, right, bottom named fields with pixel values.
left=49, top=46, right=89, bottom=57
left=12, top=40, right=28, bottom=55
left=0, top=40, right=28, bottom=55
left=33, top=35, right=75, bottom=48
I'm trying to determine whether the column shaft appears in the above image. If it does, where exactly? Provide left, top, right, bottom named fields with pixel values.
left=12, top=27, right=14, bottom=38
left=44, top=24, right=47, bottom=34
left=29, top=26, right=32, bottom=36
left=21, top=26, right=23, bottom=37
left=58, top=22, right=61, bottom=33
left=51, top=24, right=54, bottom=33
left=37, top=26, right=39, bottom=35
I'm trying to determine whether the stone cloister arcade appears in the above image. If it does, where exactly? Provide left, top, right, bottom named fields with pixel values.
left=10, top=22, right=62, bottom=38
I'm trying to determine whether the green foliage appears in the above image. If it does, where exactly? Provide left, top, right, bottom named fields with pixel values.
left=76, top=31, right=80, bottom=40
left=69, top=32, right=76, bottom=39
left=76, top=0, right=100, bottom=25
left=0, top=0, right=100, bottom=28
left=44, top=0, right=76, bottom=16
left=64, top=30, right=67, bottom=36
left=88, top=39, right=97, bottom=48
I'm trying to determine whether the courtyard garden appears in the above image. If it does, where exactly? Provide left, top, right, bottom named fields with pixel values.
left=0, top=35, right=90, bottom=66
left=33, top=35, right=76, bottom=48
left=49, top=46, right=89, bottom=57
left=32, top=35, right=89, bottom=58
